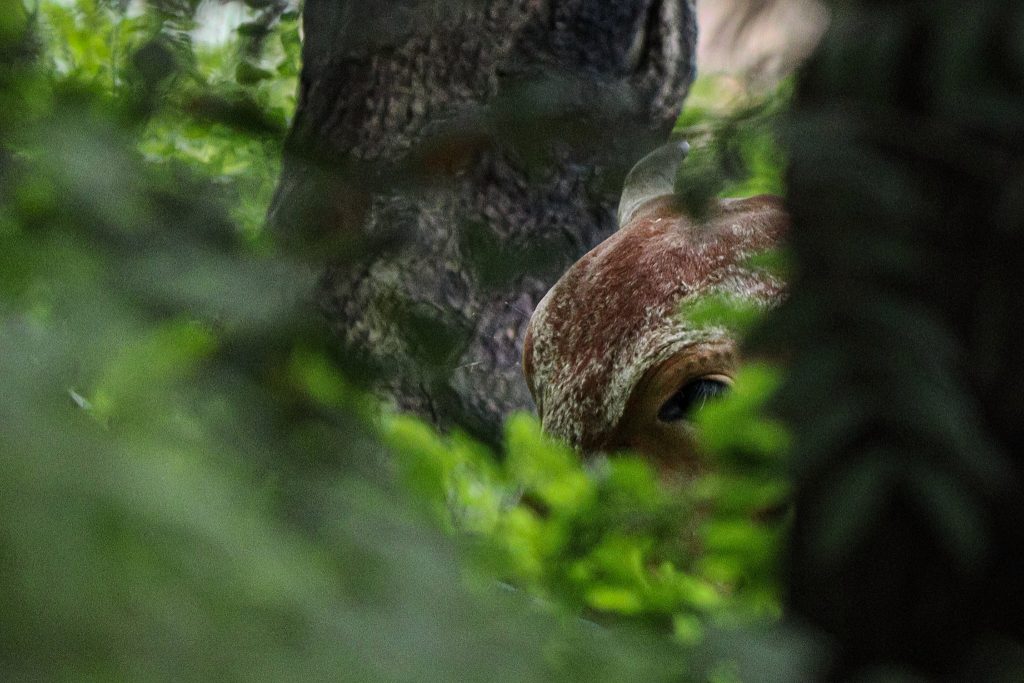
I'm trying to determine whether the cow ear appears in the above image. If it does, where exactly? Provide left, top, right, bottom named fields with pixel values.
left=617, top=140, right=689, bottom=227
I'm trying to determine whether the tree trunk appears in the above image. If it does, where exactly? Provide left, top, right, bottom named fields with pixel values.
left=779, top=0, right=1024, bottom=677
left=268, top=1, right=697, bottom=442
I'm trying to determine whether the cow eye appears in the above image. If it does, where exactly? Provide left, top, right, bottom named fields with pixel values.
left=657, top=377, right=730, bottom=422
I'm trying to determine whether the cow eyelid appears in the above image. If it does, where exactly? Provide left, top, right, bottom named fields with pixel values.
left=656, top=376, right=731, bottom=422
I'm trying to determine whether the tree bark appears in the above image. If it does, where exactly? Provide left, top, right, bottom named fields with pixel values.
left=269, top=1, right=697, bottom=442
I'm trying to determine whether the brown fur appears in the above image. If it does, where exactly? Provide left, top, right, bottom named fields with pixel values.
left=523, top=194, right=788, bottom=455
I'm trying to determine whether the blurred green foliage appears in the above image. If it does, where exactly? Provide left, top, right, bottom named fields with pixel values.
left=674, top=75, right=790, bottom=217
left=0, top=1, right=797, bottom=679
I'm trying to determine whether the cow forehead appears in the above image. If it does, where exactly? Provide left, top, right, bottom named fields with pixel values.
left=524, top=194, right=787, bottom=452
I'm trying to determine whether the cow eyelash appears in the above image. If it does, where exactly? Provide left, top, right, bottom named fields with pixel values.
left=657, top=377, right=731, bottom=422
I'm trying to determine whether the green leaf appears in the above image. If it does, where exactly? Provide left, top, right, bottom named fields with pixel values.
left=236, top=60, right=274, bottom=85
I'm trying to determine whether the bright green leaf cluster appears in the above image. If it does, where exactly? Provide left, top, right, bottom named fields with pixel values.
left=384, top=398, right=790, bottom=643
